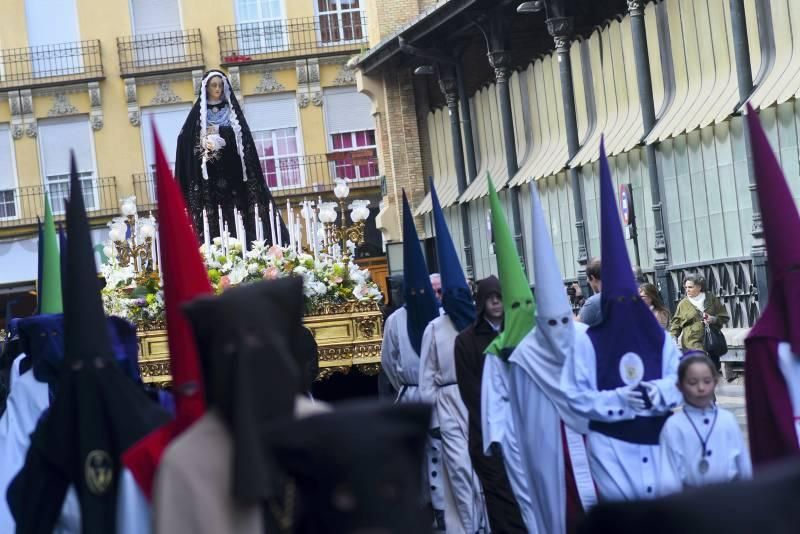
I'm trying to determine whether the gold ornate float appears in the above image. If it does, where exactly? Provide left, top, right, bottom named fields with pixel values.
left=102, top=198, right=385, bottom=388
left=137, top=300, right=383, bottom=387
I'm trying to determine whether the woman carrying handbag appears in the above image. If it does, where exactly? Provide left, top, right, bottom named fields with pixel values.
left=669, top=274, right=729, bottom=368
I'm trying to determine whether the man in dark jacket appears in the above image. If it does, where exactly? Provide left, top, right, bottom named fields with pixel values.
left=454, top=275, right=526, bottom=533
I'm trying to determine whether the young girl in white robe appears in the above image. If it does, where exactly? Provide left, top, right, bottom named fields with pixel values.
left=658, top=353, right=751, bottom=494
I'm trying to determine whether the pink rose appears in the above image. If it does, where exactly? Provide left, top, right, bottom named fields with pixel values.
left=263, top=266, right=280, bottom=280
left=219, top=275, right=231, bottom=290
left=266, top=245, right=284, bottom=260
left=332, top=276, right=343, bottom=284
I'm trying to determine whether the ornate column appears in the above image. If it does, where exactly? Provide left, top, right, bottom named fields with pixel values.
left=488, top=11, right=526, bottom=268
left=728, top=0, right=768, bottom=306
left=547, top=9, right=590, bottom=294
left=628, top=0, right=672, bottom=307
left=439, top=65, right=474, bottom=276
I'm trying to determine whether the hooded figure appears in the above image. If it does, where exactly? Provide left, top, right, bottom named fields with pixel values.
left=480, top=175, right=538, bottom=529
left=561, top=140, right=682, bottom=501
left=380, top=192, right=447, bottom=528
left=152, top=277, right=329, bottom=534
left=508, top=185, right=597, bottom=534
left=266, top=401, right=433, bottom=534
left=454, top=275, right=526, bottom=533
left=743, top=104, right=800, bottom=467
left=175, top=69, right=287, bottom=246
left=7, top=158, right=169, bottom=533
left=117, top=127, right=216, bottom=534
left=419, top=182, right=486, bottom=534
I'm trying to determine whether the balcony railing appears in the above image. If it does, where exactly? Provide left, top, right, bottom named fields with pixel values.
left=132, top=172, right=158, bottom=212
left=0, top=40, right=103, bottom=91
left=131, top=152, right=380, bottom=208
left=0, top=176, right=119, bottom=229
left=117, top=29, right=204, bottom=77
left=218, top=14, right=367, bottom=65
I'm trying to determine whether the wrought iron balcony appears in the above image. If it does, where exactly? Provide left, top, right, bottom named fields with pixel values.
left=218, top=14, right=367, bottom=66
left=0, top=40, right=103, bottom=91
left=132, top=151, right=380, bottom=209
left=117, top=29, right=204, bottom=77
left=0, top=176, right=119, bottom=229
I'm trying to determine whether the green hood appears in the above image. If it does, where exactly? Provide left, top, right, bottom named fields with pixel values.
left=485, top=175, right=535, bottom=359
left=40, top=192, right=63, bottom=313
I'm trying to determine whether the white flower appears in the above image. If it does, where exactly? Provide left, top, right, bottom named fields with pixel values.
left=293, top=265, right=308, bottom=275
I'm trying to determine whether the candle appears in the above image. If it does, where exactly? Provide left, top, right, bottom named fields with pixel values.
left=268, top=202, right=277, bottom=245
left=295, top=213, right=302, bottom=253
left=241, top=210, right=247, bottom=249
left=202, top=208, right=211, bottom=253
left=254, top=204, right=261, bottom=243
left=155, top=229, right=162, bottom=278
left=275, top=213, right=282, bottom=247
left=218, top=205, right=224, bottom=242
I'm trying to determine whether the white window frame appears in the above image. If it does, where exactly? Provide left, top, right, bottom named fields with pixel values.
left=315, top=0, right=366, bottom=46
left=128, top=0, right=186, bottom=68
left=329, top=129, right=378, bottom=181
left=234, top=0, right=288, bottom=55
left=0, top=125, right=20, bottom=221
left=37, top=117, right=99, bottom=215
left=252, top=126, right=304, bottom=190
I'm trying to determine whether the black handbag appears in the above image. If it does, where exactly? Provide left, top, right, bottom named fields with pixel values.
left=703, top=323, right=728, bottom=359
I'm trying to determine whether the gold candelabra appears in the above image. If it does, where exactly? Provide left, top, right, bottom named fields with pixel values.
left=318, top=181, right=370, bottom=262
left=106, top=197, right=159, bottom=283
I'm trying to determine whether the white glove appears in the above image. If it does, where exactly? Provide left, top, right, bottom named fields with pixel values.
left=641, top=381, right=662, bottom=408
left=618, top=385, right=646, bottom=411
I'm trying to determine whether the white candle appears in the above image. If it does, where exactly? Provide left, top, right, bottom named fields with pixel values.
left=217, top=205, right=224, bottom=241
left=254, top=204, right=260, bottom=243
left=268, top=203, right=277, bottom=245
left=241, top=210, right=247, bottom=249
left=295, top=213, right=302, bottom=253
left=202, top=208, right=210, bottom=253
left=155, top=229, right=162, bottom=277
left=275, top=213, right=282, bottom=247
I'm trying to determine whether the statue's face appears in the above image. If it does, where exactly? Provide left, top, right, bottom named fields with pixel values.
left=207, top=76, right=224, bottom=101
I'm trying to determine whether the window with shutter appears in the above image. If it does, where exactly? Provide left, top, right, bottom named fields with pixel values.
left=25, top=0, right=82, bottom=78
left=323, top=87, right=377, bottom=180
left=235, top=0, right=287, bottom=56
left=130, top=0, right=183, bottom=66
left=0, top=126, right=17, bottom=220
left=140, top=104, right=191, bottom=202
left=38, top=117, right=97, bottom=213
left=245, top=94, right=303, bottom=190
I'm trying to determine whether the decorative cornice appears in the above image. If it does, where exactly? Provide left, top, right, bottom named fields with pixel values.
left=129, top=110, right=141, bottom=127
left=47, top=93, right=78, bottom=116
left=88, top=81, right=103, bottom=131
left=297, top=93, right=310, bottom=108
left=125, top=79, right=138, bottom=104
left=311, top=91, right=323, bottom=107
left=254, top=70, right=285, bottom=94
left=332, top=63, right=357, bottom=86
left=149, top=81, right=182, bottom=105
left=25, top=122, right=37, bottom=138
left=11, top=125, right=23, bottom=139
left=90, top=115, right=104, bottom=131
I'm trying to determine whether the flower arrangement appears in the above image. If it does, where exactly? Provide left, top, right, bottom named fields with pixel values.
left=101, top=239, right=383, bottom=330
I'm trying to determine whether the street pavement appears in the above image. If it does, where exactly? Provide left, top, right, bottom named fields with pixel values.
left=716, top=381, right=748, bottom=446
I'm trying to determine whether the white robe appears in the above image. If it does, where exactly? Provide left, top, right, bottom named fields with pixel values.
left=116, top=467, right=152, bottom=534
left=777, top=342, right=800, bottom=444
left=0, top=354, right=81, bottom=533
left=508, top=323, right=597, bottom=534
left=381, top=307, right=447, bottom=521
left=658, top=403, right=751, bottom=494
left=561, top=333, right=683, bottom=501
left=481, top=353, right=537, bottom=530
left=420, top=315, right=486, bottom=534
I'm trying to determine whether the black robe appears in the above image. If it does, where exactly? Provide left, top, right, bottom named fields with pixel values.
left=175, top=75, right=288, bottom=247
left=454, top=276, right=526, bottom=534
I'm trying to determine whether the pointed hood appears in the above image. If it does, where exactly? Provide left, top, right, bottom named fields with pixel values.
left=745, top=104, right=800, bottom=353
left=7, top=155, right=169, bottom=533
left=430, top=178, right=475, bottom=332
left=583, top=141, right=666, bottom=438
left=402, top=191, right=439, bottom=355
left=40, top=193, right=63, bottom=314
left=530, top=183, right=575, bottom=355
left=486, top=175, right=535, bottom=360
left=122, top=127, right=214, bottom=499
left=63, top=155, right=113, bottom=366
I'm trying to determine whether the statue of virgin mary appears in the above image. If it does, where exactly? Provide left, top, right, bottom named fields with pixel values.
left=175, top=69, right=288, bottom=246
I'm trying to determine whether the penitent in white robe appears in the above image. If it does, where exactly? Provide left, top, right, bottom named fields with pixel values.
left=561, top=333, right=683, bottom=501
left=381, top=307, right=447, bottom=523
left=777, top=342, right=800, bottom=445
left=420, top=315, right=486, bottom=534
left=508, top=322, right=597, bottom=534
left=0, top=354, right=81, bottom=533
left=481, top=353, right=537, bottom=530
left=658, top=404, right=752, bottom=494
left=116, top=468, right=152, bottom=534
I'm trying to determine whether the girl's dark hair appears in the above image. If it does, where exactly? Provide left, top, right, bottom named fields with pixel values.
left=678, top=353, right=720, bottom=383
left=639, top=283, right=669, bottom=315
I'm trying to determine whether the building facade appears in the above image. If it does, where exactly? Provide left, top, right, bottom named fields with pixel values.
left=356, top=0, right=784, bottom=330
left=0, top=0, right=388, bottom=321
